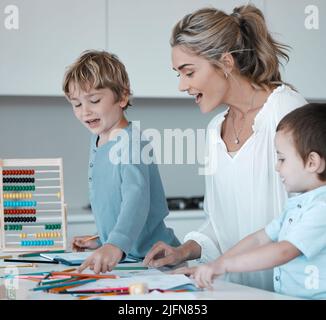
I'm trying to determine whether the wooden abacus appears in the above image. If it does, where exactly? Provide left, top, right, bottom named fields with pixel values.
left=0, top=158, right=67, bottom=252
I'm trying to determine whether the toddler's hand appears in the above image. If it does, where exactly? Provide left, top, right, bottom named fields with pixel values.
left=192, top=260, right=226, bottom=289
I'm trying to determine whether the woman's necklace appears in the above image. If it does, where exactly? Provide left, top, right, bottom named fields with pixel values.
left=231, top=89, right=257, bottom=145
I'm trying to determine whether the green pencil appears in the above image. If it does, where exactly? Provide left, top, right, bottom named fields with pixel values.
left=18, top=250, right=65, bottom=257
left=113, top=266, right=148, bottom=270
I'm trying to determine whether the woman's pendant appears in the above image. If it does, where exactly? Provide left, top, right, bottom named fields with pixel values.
left=234, top=138, right=240, bottom=144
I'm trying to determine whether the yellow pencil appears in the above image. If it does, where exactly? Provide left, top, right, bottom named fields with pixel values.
left=0, top=255, right=13, bottom=259
left=0, top=263, right=36, bottom=269
left=61, top=267, right=77, bottom=273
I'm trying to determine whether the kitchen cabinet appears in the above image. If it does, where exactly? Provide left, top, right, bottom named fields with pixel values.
left=2, top=0, right=322, bottom=100
left=107, top=0, right=264, bottom=98
left=0, top=0, right=106, bottom=96
left=264, top=0, right=325, bottom=100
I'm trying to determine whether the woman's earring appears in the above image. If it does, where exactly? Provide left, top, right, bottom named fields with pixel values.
left=224, top=72, right=228, bottom=80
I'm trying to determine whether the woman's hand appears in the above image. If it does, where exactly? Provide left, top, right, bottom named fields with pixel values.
left=72, top=235, right=100, bottom=252
left=143, top=241, right=197, bottom=268
left=78, top=243, right=123, bottom=274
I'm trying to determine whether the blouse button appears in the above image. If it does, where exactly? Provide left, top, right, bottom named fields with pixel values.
left=297, top=204, right=302, bottom=209
left=90, top=163, right=93, bottom=168
left=88, top=177, right=92, bottom=182
left=289, top=218, right=293, bottom=224
left=275, top=276, right=280, bottom=281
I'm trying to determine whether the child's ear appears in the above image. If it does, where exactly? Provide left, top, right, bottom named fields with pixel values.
left=306, top=152, right=325, bottom=174
left=119, top=93, right=129, bottom=109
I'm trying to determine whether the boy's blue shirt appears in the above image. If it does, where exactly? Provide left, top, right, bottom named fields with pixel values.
left=88, top=121, right=180, bottom=259
left=265, top=185, right=326, bottom=299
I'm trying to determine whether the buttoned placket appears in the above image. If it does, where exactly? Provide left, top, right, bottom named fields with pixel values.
left=88, top=148, right=97, bottom=199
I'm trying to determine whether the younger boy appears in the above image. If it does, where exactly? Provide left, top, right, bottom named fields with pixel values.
left=177, top=103, right=326, bottom=299
left=63, top=50, right=180, bottom=273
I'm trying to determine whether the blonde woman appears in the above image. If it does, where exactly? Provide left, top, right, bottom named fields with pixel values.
left=144, top=5, right=307, bottom=290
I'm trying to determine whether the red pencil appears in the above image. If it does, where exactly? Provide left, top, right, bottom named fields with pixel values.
left=69, top=286, right=129, bottom=294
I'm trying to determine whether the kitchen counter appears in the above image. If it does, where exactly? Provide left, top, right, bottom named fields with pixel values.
left=66, top=206, right=205, bottom=244
left=67, top=206, right=205, bottom=224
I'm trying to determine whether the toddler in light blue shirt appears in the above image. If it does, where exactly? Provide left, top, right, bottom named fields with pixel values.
left=178, top=103, right=326, bottom=299
left=62, top=50, right=180, bottom=273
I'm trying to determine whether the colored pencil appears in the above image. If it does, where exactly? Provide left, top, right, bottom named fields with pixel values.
left=18, top=250, right=65, bottom=257
left=4, top=258, right=59, bottom=264
left=67, top=286, right=129, bottom=294
left=0, top=255, right=13, bottom=259
left=113, top=266, right=148, bottom=270
left=81, top=235, right=99, bottom=243
left=0, top=263, right=36, bottom=269
left=32, top=278, right=96, bottom=291
left=50, top=271, right=118, bottom=279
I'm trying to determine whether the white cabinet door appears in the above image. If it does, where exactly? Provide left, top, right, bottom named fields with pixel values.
left=0, top=0, right=106, bottom=96
left=264, top=0, right=326, bottom=100
left=165, top=210, right=205, bottom=243
left=107, top=0, right=264, bottom=98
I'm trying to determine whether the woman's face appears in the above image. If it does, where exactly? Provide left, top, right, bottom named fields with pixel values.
left=172, top=45, right=229, bottom=113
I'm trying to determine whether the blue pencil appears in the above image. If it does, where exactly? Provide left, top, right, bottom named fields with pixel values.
left=32, top=278, right=97, bottom=291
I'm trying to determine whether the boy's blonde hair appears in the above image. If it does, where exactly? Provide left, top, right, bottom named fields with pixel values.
left=63, top=50, right=132, bottom=109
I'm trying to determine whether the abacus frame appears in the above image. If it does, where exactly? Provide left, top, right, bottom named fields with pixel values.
left=0, top=158, right=67, bottom=252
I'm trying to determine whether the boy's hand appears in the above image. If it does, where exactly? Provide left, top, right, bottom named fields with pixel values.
left=78, top=243, right=123, bottom=274
left=72, top=235, right=100, bottom=252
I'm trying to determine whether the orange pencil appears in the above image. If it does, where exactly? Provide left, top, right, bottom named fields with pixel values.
left=81, top=235, right=99, bottom=243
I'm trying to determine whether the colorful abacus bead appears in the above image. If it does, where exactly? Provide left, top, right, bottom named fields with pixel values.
left=21, top=240, right=54, bottom=246
left=3, top=177, right=35, bottom=183
left=4, top=225, right=23, bottom=231
left=4, top=209, right=36, bottom=214
left=45, top=224, right=61, bottom=230
left=2, top=170, right=35, bottom=175
left=4, top=217, right=36, bottom=223
left=3, top=201, right=36, bottom=207
left=3, top=185, right=36, bottom=191
left=3, top=193, right=33, bottom=199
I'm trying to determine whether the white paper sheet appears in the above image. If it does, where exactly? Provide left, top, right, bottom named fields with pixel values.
left=66, top=274, right=194, bottom=292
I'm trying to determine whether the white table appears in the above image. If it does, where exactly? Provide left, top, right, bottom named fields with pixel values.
left=0, top=257, right=297, bottom=300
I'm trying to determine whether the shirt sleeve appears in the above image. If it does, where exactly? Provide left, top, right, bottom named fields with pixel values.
left=183, top=197, right=222, bottom=262
left=105, top=160, right=150, bottom=255
left=283, top=203, right=326, bottom=259
left=265, top=211, right=286, bottom=242
left=274, top=86, right=307, bottom=123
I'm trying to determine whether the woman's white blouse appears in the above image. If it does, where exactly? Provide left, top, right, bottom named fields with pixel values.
left=184, top=85, right=307, bottom=290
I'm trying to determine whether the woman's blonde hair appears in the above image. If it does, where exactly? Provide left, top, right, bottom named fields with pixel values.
left=171, top=5, right=291, bottom=89
left=63, top=50, right=132, bottom=109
